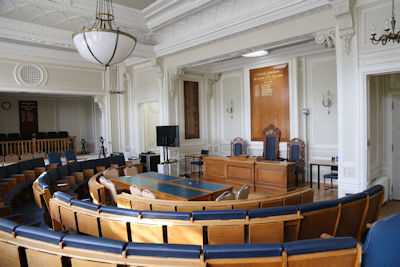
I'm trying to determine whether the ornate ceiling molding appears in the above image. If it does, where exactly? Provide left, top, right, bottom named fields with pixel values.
left=331, top=0, right=355, bottom=54
left=314, top=29, right=336, bottom=48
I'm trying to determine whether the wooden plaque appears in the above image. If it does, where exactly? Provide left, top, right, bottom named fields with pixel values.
left=250, top=64, right=290, bottom=142
left=19, top=101, right=38, bottom=134
left=184, top=81, right=200, bottom=139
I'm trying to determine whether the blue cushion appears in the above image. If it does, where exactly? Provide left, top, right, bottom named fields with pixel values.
left=323, top=174, right=338, bottom=179
left=57, top=165, right=70, bottom=178
left=17, top=160, right=33, bottom=172
left=248, top=206, right=298, bottom=219
left=62, top=235, right=126, bottom=254
left=204, top=243, right=283, bottom=259
left=71, top=199, right=100, bottom=211
left=0, top=168, right=7, bottom=178
left=265, top=137, right=276, bottom=160
left=16, top=225, right=65, bottom=244
left=364, top=185, right=383, bottom=196
left=283, top=237, right=357, bottom=256
left=64, top=150, right=77, bottom=162
left=5, top=164, right=19, bottom=176
left=141, top=210, right=190, bottom=221
left=67, top=162, right=82, bottom=173
left=363, top=214, right=400, bottom=267
left=47, top=168, right=59, bottom=184
left=0, top=218, right=19, bottom=233
left=54, top=191, right=73, bottom=203
left=234, top=143, right=242, bottom=156
left=99, top=206, right=140, bottom=217
left=291, top=145, right=300, bottom=162
left=126, top=243, right=201, bottom=259
left=110, top=155, right=125, bottom=166
left=297, top=199, right=339, bottom=213
left=38, top=178, right=50, bottom=189
left=338, top=192, right=367, bottom=205
left=81, top=159, right=96, bottom=171
left=31, top=158, right=45, bottom=168
left=192, top=210, right=246, bottom=221
left=96, top=158, right=110, bottom=169
left=47, top=152, right=62, bottom=165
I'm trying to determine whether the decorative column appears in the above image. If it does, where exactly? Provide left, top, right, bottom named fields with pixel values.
left=93, top=94, right=109, bottom=154
left=206, top=73, right=222, bottom=99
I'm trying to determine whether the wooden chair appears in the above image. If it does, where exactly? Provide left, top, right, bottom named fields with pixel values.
left=215, top=191, right=235, bottom=201
left=361, top=185, right=384, bottom=238
left=5, top=154, right=19, bottom=163
left=99, top=176, right=118, bottom=205
left=262, top=124, right=281, bottom=160
left=20, top=152, right=33, bottom=161
left=323, top=166, right=338, bottom=190
left=287, top=138, right=305, bottom=186
left=236, top=184, right=250, bottom=200
left=33, top=151, right=46, bottom=159
left=141, top=189, right=156, bottom=199
left=103, top=167, right=119, bottom=179
left=231, top=137, right=247, bottom=156
left=124, top=165, right=138, bottom=176
left=129, top=184, right=141, bottom=196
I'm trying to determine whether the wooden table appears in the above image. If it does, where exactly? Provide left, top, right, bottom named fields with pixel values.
left=309, top=160, right=338, bottom=189
left=184, top=154, right=208, bottom=177
left=111, top=172, right=232, bottom=201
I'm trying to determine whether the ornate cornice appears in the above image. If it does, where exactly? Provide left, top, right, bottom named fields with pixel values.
left=169, top=67, right=184, bottom=97
left=206, top=73, right=222, bottom=99
left=331, top=0, right=355, bottom=54
left=314, top=29, right=336, bottom=48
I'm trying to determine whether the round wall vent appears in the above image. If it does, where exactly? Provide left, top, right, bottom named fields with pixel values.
left=14, top=64, right=47, bottom=86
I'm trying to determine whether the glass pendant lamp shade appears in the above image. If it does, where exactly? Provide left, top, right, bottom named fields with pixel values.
left=73, top=0, right=137, bottom=67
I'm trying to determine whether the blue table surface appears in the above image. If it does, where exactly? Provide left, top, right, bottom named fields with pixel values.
left=113, top=176, right=160, bottom=187
left=146, top=183, right=208, bottom=199
left=172, top=179, right=230, bottom=192
left=137, top=172, right=180, bottom=182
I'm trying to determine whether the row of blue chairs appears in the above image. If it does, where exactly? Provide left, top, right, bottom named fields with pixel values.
left=0, top=131, right=69, bottom=141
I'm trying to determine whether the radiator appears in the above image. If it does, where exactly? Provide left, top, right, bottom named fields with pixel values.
left=370, top=176, right=390, bottom=203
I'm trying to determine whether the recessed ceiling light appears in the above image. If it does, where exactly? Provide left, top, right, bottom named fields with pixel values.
left=241, top=50, right=269, bottom=57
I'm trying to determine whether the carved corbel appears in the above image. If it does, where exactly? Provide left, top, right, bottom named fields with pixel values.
left=206, top=73, right=222, bottom=99
left=331, top=0, right=355, bottom=54
left=315, top=30, right=336, bottom=49
left=169, top=67, right=184, bottom=97
left=93, top=95, right=105, bottom=113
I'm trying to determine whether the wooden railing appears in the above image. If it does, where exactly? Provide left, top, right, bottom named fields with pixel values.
left=0, top=136, right=76, bottom=156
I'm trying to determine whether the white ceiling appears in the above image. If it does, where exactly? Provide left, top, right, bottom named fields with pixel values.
left=0, top=0, right=332, bottom=65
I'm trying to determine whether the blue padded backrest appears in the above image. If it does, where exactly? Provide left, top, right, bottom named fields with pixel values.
left=265, top=136, right=276, bottom=160
left=17, top=160, right=33, bottom=172
left=0, top=218, right=19, bottom=233
left=0, top=167, right=7, bottom=178
left=99, top=206, right=140, bottom=217
left=38, top=176, right=50, bottom=189
left=62, top=234, right=126, bottom=254
left=110, top=155, right=125, bottom=166
left=67, top=161, right=82, bottom=173
left=283, top=237, right=357, bottom=256
left=297, top=199, right=339, bottom=213
left=71, top=199, right=100, bottom=211
left=47, top=152, right=62, bottom=165
left=290, top=145, right=300, bottom=162
left=57, top=165, right=70, bottom=178
left=5, top=164, right=20, bottom=176
left=16, top=225, right=65, bottom=244
left=204, top=243, right=283, bottom=259
left=248, top=206, right=298, bottom=219
left=54, top=191, right=74, bottom=203
left=234, top=143, right=242, bottom=156
left=126, top=243, right=201, bottom=259
left=338, top=192, right=367, bottom=205
left=201, top=150, right=209, bottom=155
left=192, top=210, right=246, bottom=221
left=81, top=159, right=96, bottom=171
left=363, top=214, right=400, bottom=267
left=31, top=158, right=45, bottom=168
left=364, top=184, right=383, bottom=196
left=141, top=210, right=190, bottom=221
left=64, top=150, right=77, bottom=161
left=95, top=158, right=110, bottom=168
left=47, top=168, right=59, bottom=184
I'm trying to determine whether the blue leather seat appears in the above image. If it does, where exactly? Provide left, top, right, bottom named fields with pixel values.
left=265, top=136, right=277, bottom=160
left=47, top=168, right=60, bottom=184
left=364, top=184, right=383, bottom=196
left=57, top=165, right=70, bottom=178
left=248, top=206, right=298, bottom=219
left=99, top=206, right=140, bottom=217
left=71, top=199, right=100, bottom=211
left=62, top=235, right=126, bottom=254
left=338, top=192, right=368, bottom=205
left=47, top=152, right=62, bottom=165
left=204, top=243, right=283, bottom=259
left=126, top=243, right=201, bottom=258
left=67, top=162, right=82, bottom=173
left=17, top=160, right=33, bottom=172
left=0, top=218, right=19, bottom=233
left=141, top=210, right=190, bottom=221
left=110, top=155, right=125, bottom=166
left=297, top=199, right=339, bottom=213
left=362, top=214, right=400, bottom=267
left=0, top=167, right=7, bottom=178
left=31, top=158, right=45, bottom=168
left=283, top=237, right=357, bottom=256
left=5, top=164, right=20, bottom=177
left=54, top=191, right=74, bottom=203
left=192, top=209, right=246, bottom=221
left=16, top=225, right=65, bottom=244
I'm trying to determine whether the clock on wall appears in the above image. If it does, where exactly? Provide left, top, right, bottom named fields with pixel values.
left=1, top=101, right=11, bottom=110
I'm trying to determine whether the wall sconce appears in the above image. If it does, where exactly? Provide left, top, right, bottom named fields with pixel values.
left=322, top=90, right=332, bottom=114
left=226, top=99, right=233, bottom=119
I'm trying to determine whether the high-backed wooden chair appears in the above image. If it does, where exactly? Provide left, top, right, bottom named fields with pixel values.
left=99, top=176, right=118, bottom=205
left=231, top=137, right=247, bottom=156
left=34, top=151, right=46, bottom=159
left=103, top=167, right=119, bottom=179
left=236, top=184, right=250, bottom=200
left=124, top=165, right=138, bottom=176
left=287, top=138, right=305, bottom=186
left=262, top=124, right=280, bottom=161
left=20, top=152, right=33, bottom=161
left=5, top=154, right=19, bottom=163
left=362, top=185, right=384, bottom=238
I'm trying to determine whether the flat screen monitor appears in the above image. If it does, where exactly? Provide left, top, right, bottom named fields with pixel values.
left=156, top=125, right=179, bottom=147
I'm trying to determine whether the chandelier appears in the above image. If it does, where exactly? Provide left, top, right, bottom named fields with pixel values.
left=73, top=0, right=137, bottom=68
left=371, top=0, right=400, bottom=45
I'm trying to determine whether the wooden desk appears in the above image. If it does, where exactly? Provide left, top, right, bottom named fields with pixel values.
left=255, top=160, right=296, bottom=194
left=309, top=160, right=338, bottom=189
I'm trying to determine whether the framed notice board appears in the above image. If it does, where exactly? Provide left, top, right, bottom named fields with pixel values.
left=250, top=64, right=290, bottom=142
left=184, top=81, right=200, bottom=139
left=19, top=101, right=38, bottom=134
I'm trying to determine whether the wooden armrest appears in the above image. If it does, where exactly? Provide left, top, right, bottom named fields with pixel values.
left=72, top=172, right=84, bottom=181
left=11, top=174, right=26, bottom=184
left=63, top=176, right=76, bottom=185
left=320, top=233, right=334, bottom=238
left=1, top=178, right=17, bottom=189
left=55, top=183, right=70, bottom=193
left=366, top=223, right=371, bottom=229
left=56, top=179, right=70, bottom=185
